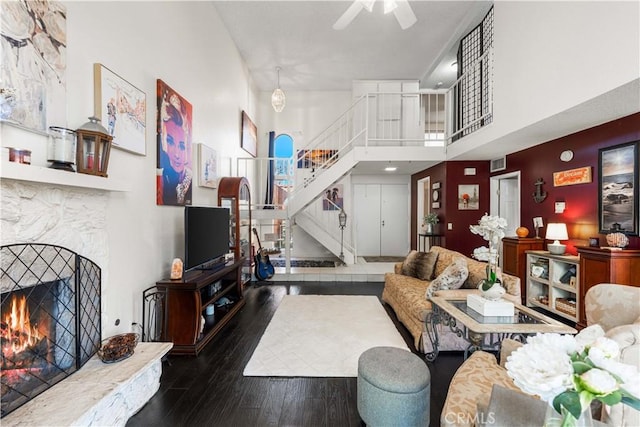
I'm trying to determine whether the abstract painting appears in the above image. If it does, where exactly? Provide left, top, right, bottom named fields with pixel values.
left=0, top=0, right=66, bottom=130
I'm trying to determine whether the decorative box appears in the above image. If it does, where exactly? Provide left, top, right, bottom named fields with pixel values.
left=467, top=294, right=515, bottom=316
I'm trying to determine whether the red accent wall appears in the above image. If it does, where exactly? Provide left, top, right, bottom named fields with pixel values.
left=412, top=113, right=640, bottom=255
left=500, top=113, right=640, bottom=254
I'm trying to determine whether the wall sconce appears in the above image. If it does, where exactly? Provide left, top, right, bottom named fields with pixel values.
left=75, top=117, right=113, bottom=177
left=546, top=223, right=569, bottom=255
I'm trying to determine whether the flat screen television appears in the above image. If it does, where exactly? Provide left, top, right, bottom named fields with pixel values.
left=184, top=206, right=230, bottom=272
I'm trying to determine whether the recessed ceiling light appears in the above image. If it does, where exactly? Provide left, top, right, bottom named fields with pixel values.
left=385, top=166, right=397, bottom=172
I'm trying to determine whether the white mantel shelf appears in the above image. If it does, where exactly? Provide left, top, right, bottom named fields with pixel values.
left=1, top=160, right=130, bottom=192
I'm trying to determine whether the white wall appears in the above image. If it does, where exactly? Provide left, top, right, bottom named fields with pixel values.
left=1, top=1, right=258, bottom=337
left=447, top=1, right=640, bottom=158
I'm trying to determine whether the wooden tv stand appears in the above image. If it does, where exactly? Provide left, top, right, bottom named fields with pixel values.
left=154, top=258, right=245, bottom=356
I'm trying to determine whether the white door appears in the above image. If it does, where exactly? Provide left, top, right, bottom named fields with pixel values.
left=355, top=184, right=409, bottom=256
left=355, top=184, right=381, bottom=256
left=381, top=184, right=409, bottom=255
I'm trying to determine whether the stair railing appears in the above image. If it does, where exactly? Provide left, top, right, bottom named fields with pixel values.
left=299, top=197, right=355, bottom=258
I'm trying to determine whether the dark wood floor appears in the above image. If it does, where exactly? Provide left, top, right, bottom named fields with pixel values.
left=126, top=282, right=464, bottom=427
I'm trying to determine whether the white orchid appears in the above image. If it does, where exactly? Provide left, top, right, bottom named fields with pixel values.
left=470, top=214, right=507, bottom=291
left=506, top=326, right=640, bottom=426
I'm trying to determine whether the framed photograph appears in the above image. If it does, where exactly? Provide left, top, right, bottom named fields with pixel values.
left=432, top=181, right=441, bottom=190
left=598, top=141, right=638, bottom=235
left=198, top=143, right=217, bottom=188
left=156, top=79, right=193, bottom=206
left=94, top=64, right=146, bottom=155
left=241, top=111, right=257, bottom=157
left=322, top=184, right=343, bottom=211
left=458, top=184, right=479, bottom=210
left=432, top=202, right=440, bottom=209
left=588, top=237, right=600, bottom=247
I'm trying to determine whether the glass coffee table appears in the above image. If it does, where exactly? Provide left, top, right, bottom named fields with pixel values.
left=425, top=295, right=577, bottom=361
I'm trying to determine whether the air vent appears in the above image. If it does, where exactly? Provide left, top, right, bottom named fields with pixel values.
left=490, top=157, right=506, bottom=172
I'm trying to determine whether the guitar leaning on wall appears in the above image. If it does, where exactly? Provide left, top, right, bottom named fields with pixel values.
left=252, top=228, right=275, bottom=281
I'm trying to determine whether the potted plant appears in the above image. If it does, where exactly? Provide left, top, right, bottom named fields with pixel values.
left=423, top=212, right=439, bottom=234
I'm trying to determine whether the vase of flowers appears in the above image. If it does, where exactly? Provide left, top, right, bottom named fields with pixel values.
left=470, top=213, right=507, bottom=300
left=506, top=325, right=640, bottom=427
left=424, top=212, right=439, bottom=234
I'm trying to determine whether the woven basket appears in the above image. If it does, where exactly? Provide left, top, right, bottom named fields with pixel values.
left=98, top=333, right=139, bottom=363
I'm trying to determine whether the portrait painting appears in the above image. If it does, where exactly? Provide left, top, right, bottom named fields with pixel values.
left=599, top=141, right=638, bottom=235
left=156, top=79, right=193, bottom=206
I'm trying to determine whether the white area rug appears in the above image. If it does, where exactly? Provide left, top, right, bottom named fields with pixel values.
left=243, top=295, right=409, bottom=377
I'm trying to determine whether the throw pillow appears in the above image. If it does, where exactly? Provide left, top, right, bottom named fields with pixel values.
left=401, top=250, right=439, bottom=281
left=425, top=257, right=469, bottom=299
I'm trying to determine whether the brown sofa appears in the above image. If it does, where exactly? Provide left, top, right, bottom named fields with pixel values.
left=382, top=246, right=521, bottom=353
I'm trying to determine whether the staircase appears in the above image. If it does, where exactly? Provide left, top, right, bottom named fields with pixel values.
left=237, top=91, right=444, bottom=267
left=234, top=49, right=493, bottom=268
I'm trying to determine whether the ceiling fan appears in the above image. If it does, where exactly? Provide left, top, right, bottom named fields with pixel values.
left=333, top=0, right=417, bottom=30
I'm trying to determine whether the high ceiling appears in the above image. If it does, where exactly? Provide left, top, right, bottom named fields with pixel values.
left=212, top=1, right=493, bottom=92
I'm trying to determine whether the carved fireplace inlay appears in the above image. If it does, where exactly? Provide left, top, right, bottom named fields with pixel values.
left=1, top=244, right=101, bottom=417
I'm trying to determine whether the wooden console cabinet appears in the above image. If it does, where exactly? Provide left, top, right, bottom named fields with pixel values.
left=502, top=237, right=544, bottom=304
left=154, top=258, right=245, bottom=355
left=576, top=246, right=640, bottom=328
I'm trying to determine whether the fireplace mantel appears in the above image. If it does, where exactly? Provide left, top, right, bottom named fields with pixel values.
left=1, top=160, right=129, bottom=192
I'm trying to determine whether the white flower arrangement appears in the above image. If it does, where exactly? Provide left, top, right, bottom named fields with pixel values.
left=506, top=325, right=640, bottom=426
left=470, top=214, right=507, bottom=291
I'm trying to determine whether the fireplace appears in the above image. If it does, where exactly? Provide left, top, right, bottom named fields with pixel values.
left=1, top=244, right=101, bottom=417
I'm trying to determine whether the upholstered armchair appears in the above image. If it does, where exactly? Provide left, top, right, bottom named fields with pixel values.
left=584, top=283, right=640, bottom=427
left=441, top=283, right=640, bottom=427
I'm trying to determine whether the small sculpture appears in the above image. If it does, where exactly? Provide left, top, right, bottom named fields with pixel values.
left=533, top=178, right=547, bottom=203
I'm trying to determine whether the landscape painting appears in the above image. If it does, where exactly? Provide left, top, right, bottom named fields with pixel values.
left=599, top=141, right=638, bottom=235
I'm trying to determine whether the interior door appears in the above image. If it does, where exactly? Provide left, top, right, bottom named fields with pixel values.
left=355, top=184, right=381, bottom=256
left=355, top=183, right=409, bottom=256
left=381, top=184, right=409, bottom=256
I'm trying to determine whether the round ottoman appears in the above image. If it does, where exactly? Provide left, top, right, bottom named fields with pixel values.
left=357, top=346, right=430, bottom=427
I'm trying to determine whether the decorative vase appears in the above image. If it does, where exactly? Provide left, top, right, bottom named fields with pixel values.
left=478, top=281, right=506, bottom=301
left=426, top=223, right=433, bottom=234
left=543, top=404, right=593, bottom=427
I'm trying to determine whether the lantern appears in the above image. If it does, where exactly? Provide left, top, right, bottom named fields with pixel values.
left=75, top=117, right=113, bottom=177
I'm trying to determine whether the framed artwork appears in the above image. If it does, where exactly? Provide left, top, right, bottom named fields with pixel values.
left=553, top=166, right=592, bottom=187
left=156, top=79, right=193, bottom=206
left=241, top=111, right=257, bottom=157
left=432, top=182, right=441, bottom=190
left=598, top=141, right=638, bottom=235
left=458, top=184, right=479, bottom=210
left=323, top=184, right=343, bottom=211
left=94, top=64, right=146, bottom=155
left=297, top=149, right=338, bottom=169
left=0, top=0, right=66, bottom=131
left=432, top=202, right=440, bottom=209
left=198, top=143, right=217, bottom=188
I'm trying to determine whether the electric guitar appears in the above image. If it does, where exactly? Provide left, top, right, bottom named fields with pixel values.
left=252, top=228, right=275, bottom=280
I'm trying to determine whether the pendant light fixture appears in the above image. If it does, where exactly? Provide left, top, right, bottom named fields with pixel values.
left=271, top=66, right=286, bottom=113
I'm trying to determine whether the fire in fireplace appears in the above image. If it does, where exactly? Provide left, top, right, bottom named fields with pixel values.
left=1, top=244, right=101, bottom=417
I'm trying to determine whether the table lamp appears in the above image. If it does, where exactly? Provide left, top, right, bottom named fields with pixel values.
left=546, top=223, right=568, bottom=255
